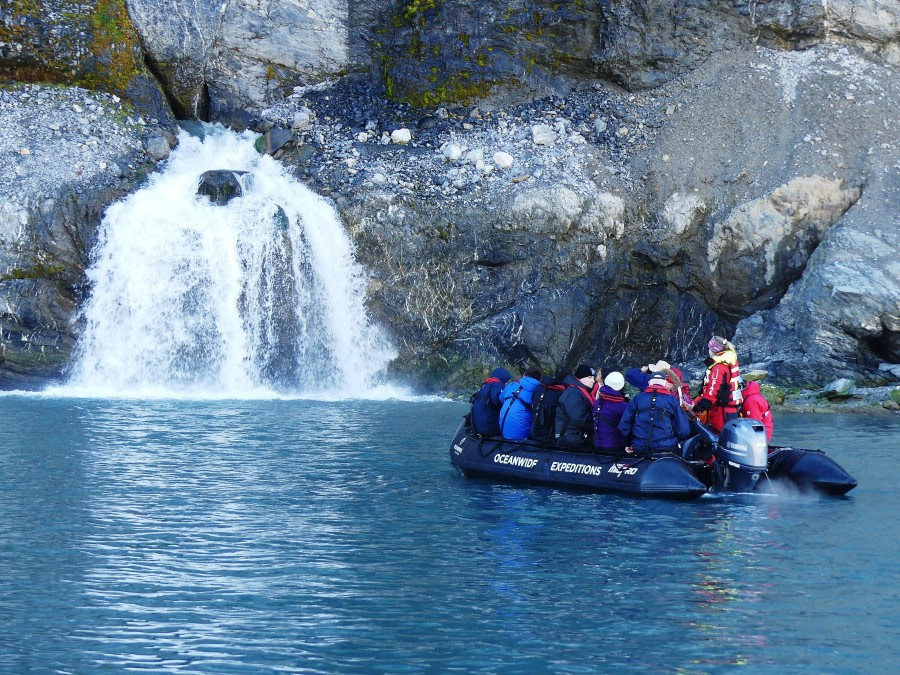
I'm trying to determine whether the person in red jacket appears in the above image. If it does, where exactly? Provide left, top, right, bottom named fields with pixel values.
left=692, top=335, right=743, bottom=433
left=741, top=379, right=773, bottom=443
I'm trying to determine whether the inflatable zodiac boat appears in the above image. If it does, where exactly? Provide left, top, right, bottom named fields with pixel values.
left=449, top=417, right=857, bottom=500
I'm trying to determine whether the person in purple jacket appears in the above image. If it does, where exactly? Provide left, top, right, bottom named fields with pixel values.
left=593, top=371, right=629, bottom=453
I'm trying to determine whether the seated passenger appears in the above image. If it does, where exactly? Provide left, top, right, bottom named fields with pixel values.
left=740, top=379, right=773, bottom=443
left=618, top=371, right=692, bottom=455
left=470, top=367, right=512, bottom=436
left=555, top=364, right=597, bottom=450
left=530, top=366, right=570, bottom=443
left=593, top=371, right=629, bottom=453
left=626, top=360, right=693, bottom=411
left=499, top=365, right=543, bottom=440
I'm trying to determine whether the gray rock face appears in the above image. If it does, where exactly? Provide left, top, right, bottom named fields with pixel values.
left=121, top=0, right=900, bottom=120
left=0, top=278, right=76, bottom=389
left=126, top=0, right=355, bottom=123
left=123, top=0, right=225, bottom=119
left=377, top=0, right=900, bottom=105
left=324, top=44, right=899, bottom=389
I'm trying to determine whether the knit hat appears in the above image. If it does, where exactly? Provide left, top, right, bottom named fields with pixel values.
left=604, top=371, right=625, bottom=391
left=574, top=363, right=596, bottom=379
left=708, top=335, right=727, bottom=353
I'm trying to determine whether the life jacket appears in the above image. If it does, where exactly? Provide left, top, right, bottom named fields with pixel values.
left=555, top=380, right=595, bottom=445
left=570, top=382, right=595, bottom=406
left=740, top=381, right=773, bottom=441
left=468, top=376, right=504, bottom=433
left=706, top=349, right=743, bottom=409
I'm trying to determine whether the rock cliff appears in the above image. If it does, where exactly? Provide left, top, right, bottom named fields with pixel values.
left=0, top=0, right=898, bottom=391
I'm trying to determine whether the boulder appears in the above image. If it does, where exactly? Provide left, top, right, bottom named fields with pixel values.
left=390, top=128, right=412, bottom=144
left=820, top=378, right=857, bottom=398
left=197, top=170, right=248, bottom=205
left=493, top=151, right=514, bottom=169
left=263, top=128, right=294, bottom=156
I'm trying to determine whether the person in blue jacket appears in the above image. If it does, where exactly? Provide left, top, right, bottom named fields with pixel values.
left=471, top=367, right=512, bottom=436
left=618, top=371, right=692, bottom=455
left=498, top=365, right=543, bottom=440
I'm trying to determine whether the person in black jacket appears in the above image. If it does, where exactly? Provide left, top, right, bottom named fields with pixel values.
left=470, top=367, right=512, bottom=436
left=554, top=364, right=597, bottom=450
left=530, top=366, right=570, bottom=442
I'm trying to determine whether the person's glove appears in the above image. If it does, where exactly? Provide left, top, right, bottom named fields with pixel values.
left=693, top=398, right=712, bottom=414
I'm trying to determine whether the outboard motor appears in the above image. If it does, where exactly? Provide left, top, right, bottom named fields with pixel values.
left=713, top=418, right=769, bottom=492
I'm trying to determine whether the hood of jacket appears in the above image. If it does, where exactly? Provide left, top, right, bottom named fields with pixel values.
left=742, top=380, right=761, bottom=397
left=490, top=367, right=512, bottom=383
left=518, top=375, right=541, bottom=393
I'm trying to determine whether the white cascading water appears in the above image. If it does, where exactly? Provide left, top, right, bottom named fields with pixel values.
left=63, top=126, right=397, bottom=399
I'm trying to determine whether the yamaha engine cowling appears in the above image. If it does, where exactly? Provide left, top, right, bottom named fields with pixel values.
left=714, top=418, right=769, bottom=492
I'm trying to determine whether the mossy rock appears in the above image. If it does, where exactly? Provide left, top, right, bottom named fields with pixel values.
left=388, top=353, right=515, bottom=394
left=759, top=383, right=787, bottom=405
left=0, top=0, right=172, bottom=123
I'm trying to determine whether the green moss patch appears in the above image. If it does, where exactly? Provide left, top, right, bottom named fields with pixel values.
left=1, top=0, right=148, bottom=101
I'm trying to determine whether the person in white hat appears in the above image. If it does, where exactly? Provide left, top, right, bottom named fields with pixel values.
left=593, top=371, right=629, bottom=453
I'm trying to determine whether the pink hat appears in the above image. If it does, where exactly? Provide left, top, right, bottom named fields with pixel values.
left=708, top=336, right=727, bottom=353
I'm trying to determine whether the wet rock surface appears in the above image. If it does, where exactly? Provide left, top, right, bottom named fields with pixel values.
left=0, top=84, right=173, bottom=388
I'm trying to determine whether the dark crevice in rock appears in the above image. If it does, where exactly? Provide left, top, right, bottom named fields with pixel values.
left=865, top=330, right=900, bottom=364
left=141, top=52, right=190, bottom=119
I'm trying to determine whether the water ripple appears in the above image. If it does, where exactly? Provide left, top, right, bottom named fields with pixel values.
left=0, top=400, right=895, bottom=672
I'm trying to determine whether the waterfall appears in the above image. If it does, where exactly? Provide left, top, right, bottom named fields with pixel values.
left=63, top=126, right=397, bottom=399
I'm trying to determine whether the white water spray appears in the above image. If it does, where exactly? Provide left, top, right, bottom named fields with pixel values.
left=64, top=126, right=397, bottom=399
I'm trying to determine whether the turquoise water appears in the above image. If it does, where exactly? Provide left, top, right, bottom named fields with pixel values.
left=0, top=397, right=897, bottom=672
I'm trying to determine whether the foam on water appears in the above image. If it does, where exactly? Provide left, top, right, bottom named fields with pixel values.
left=60, top=125, right=401, bottom=400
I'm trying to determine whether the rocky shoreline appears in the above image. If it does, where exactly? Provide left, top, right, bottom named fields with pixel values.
left=1, top=21, right=899, bottom=394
